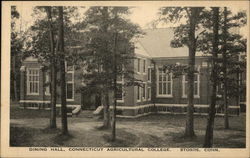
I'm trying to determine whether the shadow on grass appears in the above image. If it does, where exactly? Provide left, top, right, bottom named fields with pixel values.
left=103, top=129, right=139, bottom=147
left=10, top=126, right=36, bottom=146
left=53, top=133, right=74, bottom=146
left=94, top=125, right=111, bottom=131
left=42, top=127, right=61, bottom=134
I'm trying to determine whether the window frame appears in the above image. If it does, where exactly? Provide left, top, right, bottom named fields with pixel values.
left=116, top=74, right=124, bottom=103
left=137, top=58, right=141, bottom=73
left=66, top=63, right=74, bottom=101
left=147, top=66, right=151, bottom=82
left=136, top=85, right=141, bottom=102
left=156, top=67, right=173, bottom=98
left=26, top=68, right=40, bottom=95
left=142, top=82, right=147, bottom=101
left=147, top=86, right=151, bottom=101
left=143, top=59, right=146, bottom=74
left=182, top=73, right=200, bottom=98
left=45, top=72, right=51, bottom=96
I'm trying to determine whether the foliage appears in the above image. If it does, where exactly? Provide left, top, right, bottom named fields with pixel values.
left=76, top=7, right=143, bottom=95
left=26, top=6, right=84, bottom=65
left=11, top=6, right=24, bottom=100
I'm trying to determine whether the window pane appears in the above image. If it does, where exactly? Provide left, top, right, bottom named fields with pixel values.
left=143, top=60, right=146, bottom=72
left=147, top=87, right=151, bottom=99
left=142, top=84, right=145, bottom=98
left=167, top=82, right=171, bottom=94
left=194, top=74, right=198, bottom=81
left=66, top=73, right=73, bottom=82
left=185, top=83, right=188, bottom=95
left=159, top=83, right=162, bottom=95
left=148, top=68, right=151, bottom=80
left=194, top=83, right=198, bottom=95
left=67, top=66, right=73, bottom=71
left=117, top=75, right=122, bottom=82
left=30, top=83, right=32, bottom=93
left=67, top=83, right=73, bottom=99
left=137, top=86, right=140, bottom=100
left=163, top=83, right=166, bottom=94
left=163, top=74, right=166, bottom=81
left=167, top=74, right=171, bottom=81
left=159, top=75, right=162, bottom=81
left=137, top=59, right=140, bottom=72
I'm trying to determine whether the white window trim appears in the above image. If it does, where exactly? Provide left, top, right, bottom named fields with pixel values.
left=45, top=72, right=50, bottom=96
left=66, top=64, right=74, bottom=101
left=26, top=68, right=40, bottom=95
left=136, top=57, right=147, bottom=75
left=117, top=74, right=124, bottom=103
left=182, top=73, right=200, bottom=98
left=156, top=67, right=173, bottom=98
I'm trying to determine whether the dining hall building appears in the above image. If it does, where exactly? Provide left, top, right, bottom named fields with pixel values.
left=19, top=28, right=245, bottom=117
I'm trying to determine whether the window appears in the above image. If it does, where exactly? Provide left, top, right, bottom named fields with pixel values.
left=148, top=67, right=151, bottom=82
left=117, top=65, right=124, bottom=82
left=45, top=72, right=50, bottom=95
left=137, top=58, right=140, bottom=73
left=182, top=73, right=200, bottom=98
left=137, top=86, right=141, bottom=102
left=27, top=68, right=39, bottom=95
left=116, top=83, right=123, bottom=102
left=216, top=83, right=223, bottom=98
left=66, top=63, right=74, bottom=101
left=147, top=86, right=151, bottom=100
left=157, top=68, right=172, bottom=97
left=143, top=60, right=146, bottom=73
left=116, top=73, right=124, bottom=102
left=142, top=83, right=146, bottom=100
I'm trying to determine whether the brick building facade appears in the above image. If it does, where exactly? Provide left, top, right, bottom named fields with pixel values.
left=19, top=28, right=242, bottom=117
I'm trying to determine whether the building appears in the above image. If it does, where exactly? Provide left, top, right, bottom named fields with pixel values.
left=19, top=28, right=242, bottom=117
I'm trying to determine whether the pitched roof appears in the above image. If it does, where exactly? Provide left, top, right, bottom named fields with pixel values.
left=135, top=28, right=203, bottom=58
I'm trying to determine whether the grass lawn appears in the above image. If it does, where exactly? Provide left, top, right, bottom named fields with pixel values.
left=10, top=103, right=246, bottom=148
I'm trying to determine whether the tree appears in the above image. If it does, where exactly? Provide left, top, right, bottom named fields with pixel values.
left=45, top=6, right=57, bottom=129
left=11, top=6, right=23, bottom=101
left=220, top=8, right=246, bottom=129
left=198, top=7, right=246, bottom=147
left=203, top=7, right=219, bottom=148
left=78, top=7, right=142, bottom=139
left=158, top=7, right=204, bottom=138
left=26, top=6, right=83, bottom=130
left=58, top=6, right=68, bottom=135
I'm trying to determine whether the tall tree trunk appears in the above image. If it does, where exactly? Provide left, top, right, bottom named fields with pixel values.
left=46, top=6, right=57, bottom=129
left=203, top=7, right=219, bottom=148
left=101, top=7, right=111, bottom=129
left=222, top=7, right=229, bottom=129
left=185, top=8, right=198, bottom=138
left=58, top=6, right=68, bottom=135
left=111, top=32, right=118, bottom=141
left=103, top=91, right=111, bottom=128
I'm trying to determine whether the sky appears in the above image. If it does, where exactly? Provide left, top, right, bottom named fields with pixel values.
left=15, top=5, right=247, bottom=36
left=15, top=5, right=161, bottom=32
